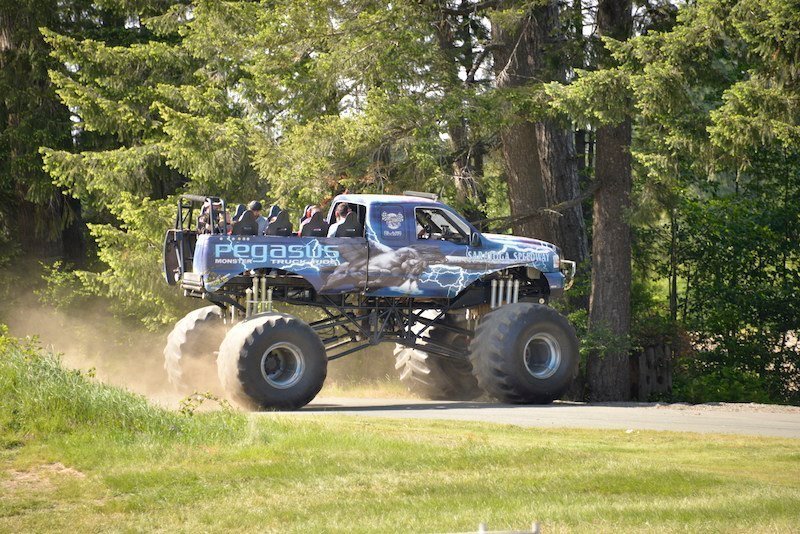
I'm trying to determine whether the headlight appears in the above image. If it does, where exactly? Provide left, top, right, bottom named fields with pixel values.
left=552, top=253, right=560, bottom=270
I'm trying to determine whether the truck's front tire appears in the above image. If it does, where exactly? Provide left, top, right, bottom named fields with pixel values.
left=217, top=313, right=327, bottom=410
left=469, top=303, right=579, bottom=404
left=164, top=305, right=226, bottom=393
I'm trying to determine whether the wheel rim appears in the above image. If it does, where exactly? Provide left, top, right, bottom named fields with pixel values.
left=260, top=342, right=305, bottom=389
left=523, top=332, right=561, bottom=379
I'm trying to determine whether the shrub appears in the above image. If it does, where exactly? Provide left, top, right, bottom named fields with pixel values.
left=672, top=357, right=774, bottom=404
left=0, top=326, right=244, bottom=445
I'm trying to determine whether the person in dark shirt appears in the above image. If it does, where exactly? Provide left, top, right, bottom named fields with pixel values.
left=247, top=201, right=268, bottom=235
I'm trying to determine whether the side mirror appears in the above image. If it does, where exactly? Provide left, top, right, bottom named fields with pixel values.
left=469, top=232, right=482, bottom=248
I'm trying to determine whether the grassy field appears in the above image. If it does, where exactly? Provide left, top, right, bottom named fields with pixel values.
left=2, top=332, right=800, bottom=533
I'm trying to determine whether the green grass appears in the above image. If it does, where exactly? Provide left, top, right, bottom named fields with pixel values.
left=2, top=330, right=799, bottom=533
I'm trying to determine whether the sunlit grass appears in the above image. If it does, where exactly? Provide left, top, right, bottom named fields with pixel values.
left=2, top=333, right=799, bottom=533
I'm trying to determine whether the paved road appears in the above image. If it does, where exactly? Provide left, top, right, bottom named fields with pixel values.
left=294, top=397, right=800, bottom=438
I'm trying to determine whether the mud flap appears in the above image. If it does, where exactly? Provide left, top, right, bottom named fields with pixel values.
left=163, top=229, right=183, bottom=285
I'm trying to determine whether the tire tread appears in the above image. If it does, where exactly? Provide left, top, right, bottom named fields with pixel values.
left=164, top=305, right=224, bottom=392
left=469, top=303, right=579, bottom=404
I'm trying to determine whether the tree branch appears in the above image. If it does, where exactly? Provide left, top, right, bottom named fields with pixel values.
left=440, top=0, right=502, bottom=16
left=471, top=181, right=599, bottom=231
left=465, top=43, right=501, bottom=84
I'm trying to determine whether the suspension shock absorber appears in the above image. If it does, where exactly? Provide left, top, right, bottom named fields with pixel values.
left=490, top=273, right=521, bottom=310
left=260, top=276, right=267, bottom=313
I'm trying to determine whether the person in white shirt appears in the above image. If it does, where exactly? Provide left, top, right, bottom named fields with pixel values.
left=327, top=203, right=351, bottom=237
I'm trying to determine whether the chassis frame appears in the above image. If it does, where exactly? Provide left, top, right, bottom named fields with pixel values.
left=203, top=285, right=479, bottom=363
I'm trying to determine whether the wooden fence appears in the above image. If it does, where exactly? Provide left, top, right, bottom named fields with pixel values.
left=630, top=343, right=672, bottom=401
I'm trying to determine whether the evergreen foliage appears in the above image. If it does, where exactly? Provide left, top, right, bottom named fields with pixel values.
left=547, top=0, right=800, bottom=401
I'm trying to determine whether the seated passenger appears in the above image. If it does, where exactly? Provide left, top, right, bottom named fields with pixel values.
left=299, top=207, right=329, bottom=237
left=247, top=201, right=268, bottom=235
left=327, top=203, right=351, bottom=237
left=299, top=204, right=313, bottom=226
left=298, top=205, right=319, bottom=233
left=221, top=208, right=233, bottom=234
left=197, top=204, right=210, bottom=234
left=198, top=201, right=231, bottom=234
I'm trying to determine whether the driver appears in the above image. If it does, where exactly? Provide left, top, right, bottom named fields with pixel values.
left=416, top=211, right=432, bottom=239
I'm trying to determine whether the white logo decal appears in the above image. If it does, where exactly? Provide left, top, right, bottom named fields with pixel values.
left=381, top=211, right=404, bottom=230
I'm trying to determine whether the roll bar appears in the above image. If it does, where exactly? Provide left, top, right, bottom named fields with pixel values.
left=176, top=195, right=228, bottom=234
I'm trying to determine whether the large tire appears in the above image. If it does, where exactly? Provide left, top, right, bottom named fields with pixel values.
left=469, top=303, right=579, bottom=404
left=394, top=316, right=482, bottom=401
left=164, top=305, right=226, bottom=393
left=217, top=313, right=327, bottom=410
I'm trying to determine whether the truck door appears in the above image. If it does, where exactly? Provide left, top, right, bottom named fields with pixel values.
left=409, top=205, right=487, bottom=298
left=366, top=203, right=487, bottom=298
left=317, top=201, right=369, bottom=294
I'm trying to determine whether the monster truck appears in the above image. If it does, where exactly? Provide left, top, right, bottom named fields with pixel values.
left=162, top=192, right=578, bottom=409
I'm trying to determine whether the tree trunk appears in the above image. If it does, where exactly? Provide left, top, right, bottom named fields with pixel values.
left=491, top=0, right=587, bottom=255
left=499, top=121, right=550, bottom=238
left=433, top=3, right=485, bottom=221
left=587, top=0, right=633, bottom=402
left=531, top=0, right=587, bottom=263
left=491, top=3, right=550, bottom=240
left=536, top=120, right=588, bottom=262
left=448, top=119, right=482, bottom=203
left=62, top=195, right=87, bottom=263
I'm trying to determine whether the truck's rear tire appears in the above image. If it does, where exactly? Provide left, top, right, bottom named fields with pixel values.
left=164, top=305, right=226, bottom=393
left=469, top=303, right=579, bottom=404
left=394, top=318, right=482, bottom=401
left=217, top=313, right=327, bottom=410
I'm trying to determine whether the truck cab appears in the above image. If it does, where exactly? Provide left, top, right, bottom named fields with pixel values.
left=323, top=193, right=569, bottom=300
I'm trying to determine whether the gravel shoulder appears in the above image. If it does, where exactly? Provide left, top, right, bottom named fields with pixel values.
left=294, top=397, right=800, bottom=438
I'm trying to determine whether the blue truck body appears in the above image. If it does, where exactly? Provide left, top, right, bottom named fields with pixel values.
left=163, top=192, right=580, bottom=409
left=186, top=194, right=569, bottom=301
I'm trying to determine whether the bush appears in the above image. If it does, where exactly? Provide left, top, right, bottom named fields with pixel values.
left=672, top=357, right=774, bottom=404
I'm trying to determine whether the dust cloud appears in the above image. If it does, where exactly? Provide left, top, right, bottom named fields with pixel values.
left=2, top=294, right=401, bottom=407
left=3, top=295, right=184, bottom=407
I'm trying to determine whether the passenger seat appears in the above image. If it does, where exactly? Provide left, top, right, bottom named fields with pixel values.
left=300, top=211, right=330, bottom=237
left=335, top=211, right=362, bottom=238
left=265, top=210, right=293, bottom=236
left=232, top=210, right=258, bottom=235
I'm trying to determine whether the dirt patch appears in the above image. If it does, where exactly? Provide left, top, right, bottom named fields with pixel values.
left=2, top=462, right=86, bottom=492
left=652, top=402, right=800, bottom=414
left=585, top=401, right=800, bottom=414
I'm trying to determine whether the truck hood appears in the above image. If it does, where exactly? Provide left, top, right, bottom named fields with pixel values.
left=478, top=233, right=561, bottom=272
left=481, top=233, right=558, bottom=251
